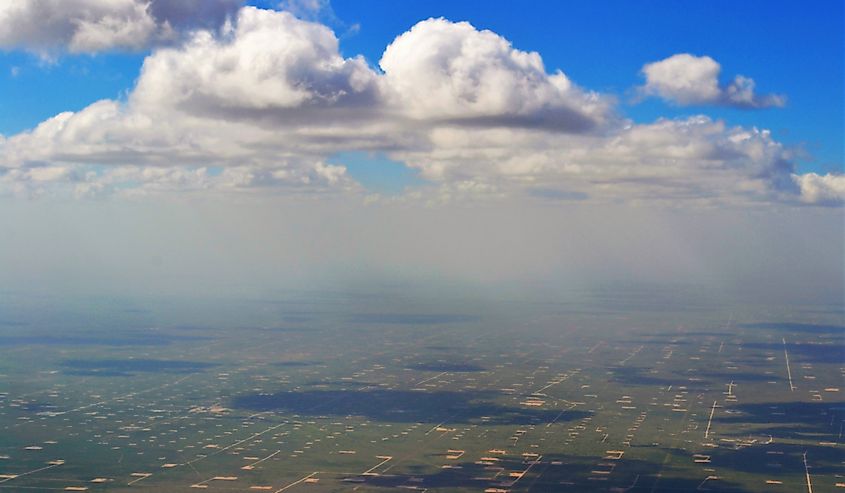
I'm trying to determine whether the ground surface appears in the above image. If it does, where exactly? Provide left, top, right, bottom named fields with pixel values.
left=0, top=288, right=842, bottom=492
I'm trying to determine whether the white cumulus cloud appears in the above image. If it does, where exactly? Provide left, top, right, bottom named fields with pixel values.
left=380, top=18, right=611, bottom=131
left=640, top=53, right=785, bottom=108
left=793, top=173, right=845, bottom=206
left=132, top=7, right=381, bottom=114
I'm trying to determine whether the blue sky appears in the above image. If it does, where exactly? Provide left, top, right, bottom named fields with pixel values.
left=0, top=0, right=841, bottom=174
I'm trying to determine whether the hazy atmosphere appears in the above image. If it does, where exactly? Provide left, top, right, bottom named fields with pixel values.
left=2, top=198, right=843, bottom=306
left=0, top=2, right=843, bottom=492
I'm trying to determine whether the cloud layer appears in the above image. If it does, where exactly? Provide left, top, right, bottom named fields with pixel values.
left=640, top=53, right=786, bottom=109
left=0, top=6, right=840, bottom=207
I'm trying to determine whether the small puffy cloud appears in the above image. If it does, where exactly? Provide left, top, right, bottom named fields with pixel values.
left=640, top=53, right=785, bottom=109
left=380, top=18, right=611, bottom=131
left=793, top=173, right=845, bottom=206
left=641, top=54, right=721, bottom=105
left=0, top=0, right=241, bottom=56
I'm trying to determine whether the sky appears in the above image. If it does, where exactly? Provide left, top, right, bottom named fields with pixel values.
left=0, top=0, right=842, bottom=304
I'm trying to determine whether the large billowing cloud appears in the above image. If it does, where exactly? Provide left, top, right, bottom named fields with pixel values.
left=0, top=7, right=839, bottom=206
left=0, top=0, right=241, bottom=56
left=132, top=7, right=382, bottom=115
left=640, top=53, right=786, bottom=109
left=379, top=18, right=610, bottom=131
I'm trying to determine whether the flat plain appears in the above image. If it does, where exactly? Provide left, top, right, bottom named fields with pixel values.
left=0, top=289, right=842, bottom=492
